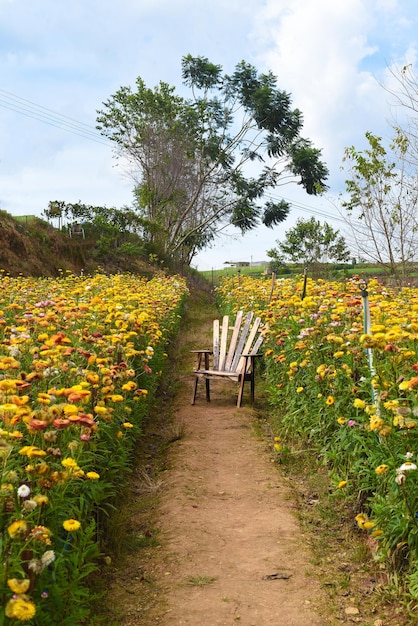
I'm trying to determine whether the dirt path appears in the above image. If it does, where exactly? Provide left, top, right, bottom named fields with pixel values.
left=147, top=396, right=327, bottom=625
left=101, top=291, right=331, bottom=625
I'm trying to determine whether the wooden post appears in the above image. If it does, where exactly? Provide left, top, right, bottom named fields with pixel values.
left=268, top=272, right=276, bottom=304
left=301, top=267, right=308, bottom=300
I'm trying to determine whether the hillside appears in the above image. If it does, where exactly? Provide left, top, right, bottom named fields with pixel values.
left=0, top=212, right=155, bottom=277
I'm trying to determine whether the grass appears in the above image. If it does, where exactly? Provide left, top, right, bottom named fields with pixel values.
left=197, top=262, right=418, bottom=288
left=187, top=575, right=217, bottom=587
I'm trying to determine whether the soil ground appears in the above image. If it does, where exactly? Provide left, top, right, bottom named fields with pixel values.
left=97, top=289, right=400, bottom=626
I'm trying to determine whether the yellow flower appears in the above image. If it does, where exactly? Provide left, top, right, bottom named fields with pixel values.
left=353, top=398, right=366, bottom=410
left=337, top=417, right=346, bottom=425
left=108, top=394, right=124, bottom=402
left=61, top=458, right=80, bottom=472
left=379, top=425, right=392, bottom=437
left=5, top=595, right=36, bottom=621
left=8, top=519, right=28, bottom=538
left=63, top=518, right=81, bottom=532
left=122, top=381, right=137, bottom=391
left=375, top=464, right=389, bottom=475
left=338, top=480, right=347, bottom=489
left=296, top=387, right=304, bottom=393
left=274, top=443, right=281, bottom=452
left=122, top=422, right=133, bottom=429
left=7, top=578, right=30, bottom=594
left=33, top=494, right=49, bottom=506
left=355, top=513, right=368, bottom=529
left=363, top=521, right=376, bottom=530
left=93, top=405, right=108, bottom=415
left=18, top=446, right=46, bottom=458
left=326, top=395, right=335, bottom=406
left=86, top=471, right=100, bottom=480
left=62, top=404, right=78, bottom=415
left=369, top=415, right=384, bottom=431
left=85, top=372, right=100, bottom=384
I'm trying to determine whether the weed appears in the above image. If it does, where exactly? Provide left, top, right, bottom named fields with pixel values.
left=187, top=575, right=217, bottom=587
left=165, top=419, right=187, bottom=443
left=137, top=467, right=165, bottom=494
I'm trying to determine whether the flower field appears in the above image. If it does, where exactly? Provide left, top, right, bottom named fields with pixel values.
left=0, top=271, right=188, bottom=624
left=217, top=273, right=418, bottom=598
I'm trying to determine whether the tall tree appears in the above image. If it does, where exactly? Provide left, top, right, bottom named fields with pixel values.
left=96, top=55, right=329, bottom=264
left=341, top=131, right=418, bottom=282
left=268, top=217, right=350, bottom=273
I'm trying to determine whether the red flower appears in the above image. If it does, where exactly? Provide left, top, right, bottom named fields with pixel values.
left=53, top=418, right=71, bottom=429
left=28, top=419, right=48, bottom=431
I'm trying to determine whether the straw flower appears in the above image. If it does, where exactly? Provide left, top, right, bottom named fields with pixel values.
left=7, top=578, right=31, bottom=594
left=8, top=519, right=28, bottom=539
left=17, top=484, right=31, bottom=498
left=5, top=595, right=36, bottom=621
left=63, top=518, right=81, bottom=532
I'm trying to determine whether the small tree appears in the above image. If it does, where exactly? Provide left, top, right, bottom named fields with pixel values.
left=341, top=131, right=418, bottom=283
left=268, top=217, right=350, bottom=276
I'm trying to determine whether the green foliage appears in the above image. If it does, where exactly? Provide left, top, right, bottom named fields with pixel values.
left=341, top=130, right=418, bottom=283
left=96, top=54, right=329, bottom=266
left=268, top=217, right=350, bottom=270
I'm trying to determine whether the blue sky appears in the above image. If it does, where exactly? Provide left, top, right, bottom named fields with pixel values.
left=1, top=0, right=418, bottom=270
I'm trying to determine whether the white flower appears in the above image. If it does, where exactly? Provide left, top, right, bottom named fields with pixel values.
left=17, top=484, right=31, bottom=498
left=406, top=452, right=414, bottom=459
left=398, top=462, right=417, bottom=472
left=22, top=499, right=37, bottom=513
left=8, top=346, right=21, bottom=358
left=41, top=550, right=55, bottom=567
left=28, top=559, right=43, bottom=574
left=395, top=473, right=406, bottom=485
left=29, top=550, right=56, bottom=574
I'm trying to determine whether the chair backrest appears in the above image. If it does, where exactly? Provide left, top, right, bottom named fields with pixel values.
left=212, top=311, right=263, bottom=373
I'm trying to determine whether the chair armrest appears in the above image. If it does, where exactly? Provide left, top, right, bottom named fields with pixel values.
left=191, top=350, right=212, bottom=370
left=190, top=350, right=212, bottom=354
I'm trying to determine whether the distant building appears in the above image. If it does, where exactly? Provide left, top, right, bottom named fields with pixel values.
left=224, top=261, right=250, bottom=267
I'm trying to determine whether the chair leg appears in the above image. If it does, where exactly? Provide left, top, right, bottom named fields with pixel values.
left=191, top=375, right=199, bottom=405
left=205, top=376, right=210, bottom=402
left=250, top=370, right=255, bottom=403
left=237, top=375, right=246, bottom=408
left=250, top=356, right=255, bottom=403
left=204, top=353, right=210, bottom=402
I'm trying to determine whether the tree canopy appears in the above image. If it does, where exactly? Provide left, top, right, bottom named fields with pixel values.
left=96, top=55, right=329, bottom=265
left=268, top=217, right=350, bottom=269
left=341, top=130, right=418, bottom=282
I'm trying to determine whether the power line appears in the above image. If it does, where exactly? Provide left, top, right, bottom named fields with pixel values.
left=0, top=88, right=111, bottom=146
left=0, top=88, right=368, bottom=235
left=266, top=192, right=348, bottom=225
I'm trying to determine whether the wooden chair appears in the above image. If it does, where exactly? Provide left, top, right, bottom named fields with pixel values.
left=69, top=223, right=85, bottom=239
left=191, top=310, right=264, bottom=408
